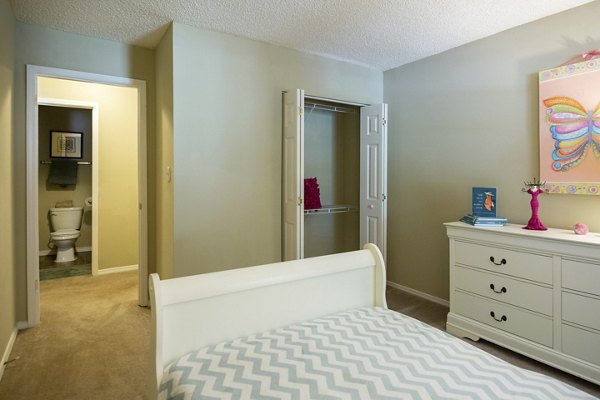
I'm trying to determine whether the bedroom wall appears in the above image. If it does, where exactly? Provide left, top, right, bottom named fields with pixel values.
left=383, top=1, right=600, bottom=301
left=155, top=25, right=174, bottom=279
left=171, top=23, right=383, bottom=277
left=0, top=0, right=16, bottom=374
left=12, top=22, right=156, bottom=321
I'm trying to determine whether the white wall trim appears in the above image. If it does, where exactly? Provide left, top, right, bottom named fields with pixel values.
left=0, top=327, right=18, bottom=382
left=97, top=264, right=139, bottom=275
left=90, top=95, right=100, bottom=277
left=15, top=321, right=28, bottom=330
left=387, top=281, right=449, bottom=307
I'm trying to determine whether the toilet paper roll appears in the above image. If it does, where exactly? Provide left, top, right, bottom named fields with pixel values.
left=84, top=197, right=92, bottom=207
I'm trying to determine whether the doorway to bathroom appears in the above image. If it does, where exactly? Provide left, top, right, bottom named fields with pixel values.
left=25, top=65, right=148, bottom=327
left=37, top=102, right=95, bottom=281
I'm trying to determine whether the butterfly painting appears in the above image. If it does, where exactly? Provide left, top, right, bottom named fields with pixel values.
left=539, top=59, right=600, bottom=195
left=543, top=96, right=600, bottom=172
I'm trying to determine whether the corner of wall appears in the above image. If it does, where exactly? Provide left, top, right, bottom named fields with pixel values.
left=0, top=327, right=18, bottom=382
left=154, top=24, right=174, bottom=279
left=0, top=0, right=18, bottom=377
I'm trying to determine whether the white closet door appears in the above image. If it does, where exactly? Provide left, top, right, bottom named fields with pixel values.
left=360, top=104, right=387, bottom=260
left=282, top=89, right=304, bottom=261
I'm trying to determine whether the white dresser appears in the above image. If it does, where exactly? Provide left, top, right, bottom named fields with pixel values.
left=445, top=222, right=600, bottom=384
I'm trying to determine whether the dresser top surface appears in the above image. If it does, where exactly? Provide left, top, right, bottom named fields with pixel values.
left=445, top=222, right=600, bottom=246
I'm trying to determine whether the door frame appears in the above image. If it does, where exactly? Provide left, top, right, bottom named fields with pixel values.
left=26, top=65, right=149, bottom=326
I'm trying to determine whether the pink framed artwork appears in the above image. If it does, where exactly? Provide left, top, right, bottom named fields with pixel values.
left=539, top=59, right=600, bottom=195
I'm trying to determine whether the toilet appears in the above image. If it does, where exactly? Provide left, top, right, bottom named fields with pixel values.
left=49, top=207, right=83, bottom=263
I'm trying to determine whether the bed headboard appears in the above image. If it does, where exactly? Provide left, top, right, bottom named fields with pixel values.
left=149, top=243, right=386, bottom=393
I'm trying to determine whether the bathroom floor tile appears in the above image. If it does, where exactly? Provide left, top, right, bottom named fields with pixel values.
left=39, top=251, right=92, bottom=280
left=40, top=264, right=91, bottom=281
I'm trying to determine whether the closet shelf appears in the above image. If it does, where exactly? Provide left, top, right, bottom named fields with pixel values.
left=304, top=204, right=358, bottom=215
left=304, top=102, right=356, bottom=114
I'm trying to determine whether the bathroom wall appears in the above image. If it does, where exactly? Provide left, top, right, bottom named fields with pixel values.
left=38, top=105, right=92, bottom=254
left=38, top=77, right=139, bottom=271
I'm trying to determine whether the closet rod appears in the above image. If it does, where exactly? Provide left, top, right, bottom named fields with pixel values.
left=40, top=160, right=91, bottom=165
left=304, top=102, right=356, bottom=114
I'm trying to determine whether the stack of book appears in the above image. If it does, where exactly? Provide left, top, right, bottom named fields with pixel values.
left=459, top=187, right=508, bottom=227
left=459, top=214, right=508, bottom=227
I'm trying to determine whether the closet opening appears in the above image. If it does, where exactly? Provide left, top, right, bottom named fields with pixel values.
left=282, top=89, right=387, bottom=262
left=303, top=98, right=361, bottom=258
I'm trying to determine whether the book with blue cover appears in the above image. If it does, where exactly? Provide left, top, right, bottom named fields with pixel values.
left=460, top=214, right=508, bottom=226
left=472, top=187, right=497, bottom=217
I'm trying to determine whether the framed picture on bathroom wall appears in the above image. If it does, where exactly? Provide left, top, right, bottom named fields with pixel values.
left=50, top=131, right=82, bottom=159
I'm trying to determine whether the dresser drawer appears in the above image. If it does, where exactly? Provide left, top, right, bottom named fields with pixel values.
left=455, top=266, right=552, bottom=316
left=454, top=291, right=552, bottom=347
left=562, top=292, right=600, bottom=331
left=563, top=324, right=600, bottom=366
left=455, top=241, right=551, bottom=284
left=562, top=259, right=600, bottom=297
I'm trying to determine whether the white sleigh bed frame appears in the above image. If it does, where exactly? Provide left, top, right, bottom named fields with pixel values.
left=149, top=244, right=596, bottom=400
left=149, top=244, right=387, bottom=398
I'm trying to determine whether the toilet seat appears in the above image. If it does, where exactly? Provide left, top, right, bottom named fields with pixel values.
left=50, top=229, right=80, bottom=240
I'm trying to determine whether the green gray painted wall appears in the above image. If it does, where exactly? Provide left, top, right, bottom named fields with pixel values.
left=0, top=0, right=16, bottom=365
left=383, top=1, right=600, bottom=300
left=171, top=23, right=383, bottom=277
left=155, top=25, right=174, bottom=279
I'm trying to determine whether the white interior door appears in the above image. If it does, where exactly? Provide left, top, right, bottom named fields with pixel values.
left=282, top=89, right=304, bottom=260
left=360, top=104, right=388, bottom=260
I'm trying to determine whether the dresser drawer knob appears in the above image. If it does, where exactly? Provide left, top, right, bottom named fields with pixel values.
left=489, top=284, right=507, bottom=294
left=490, top=311, right=507, bottom=322
left=489, top=256, right=507, bottom=265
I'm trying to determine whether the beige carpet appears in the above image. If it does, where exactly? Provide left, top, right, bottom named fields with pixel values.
left=0, top=271, right=149, bottom=400
left=1, top=273, right=599, bottom=399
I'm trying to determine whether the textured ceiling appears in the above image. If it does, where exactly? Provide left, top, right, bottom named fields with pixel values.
left=9, top=0, right=595, bottom=70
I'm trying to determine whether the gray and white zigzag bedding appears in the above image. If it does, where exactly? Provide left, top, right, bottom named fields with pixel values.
left=159, top=307, right=594, bottom=399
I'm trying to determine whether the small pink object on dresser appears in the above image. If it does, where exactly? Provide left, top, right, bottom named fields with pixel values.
left=573, top=223, right=589, bottom=235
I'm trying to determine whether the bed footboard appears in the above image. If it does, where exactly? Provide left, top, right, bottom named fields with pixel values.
left=149, top=243, right=386, bottom=396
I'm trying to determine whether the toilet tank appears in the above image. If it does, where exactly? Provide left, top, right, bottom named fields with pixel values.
left=50, top=207, right=83, bottom=231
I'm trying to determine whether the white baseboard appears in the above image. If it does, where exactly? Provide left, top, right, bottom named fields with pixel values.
left=0, top=327, right=18, bottom=383
left=97, top=264, right=138, bottom=275
left=387, top=281, right=449, bottom=307
left=16, top=321, right=28, bottom=330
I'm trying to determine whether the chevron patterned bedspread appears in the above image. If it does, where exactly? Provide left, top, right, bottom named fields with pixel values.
left=159, top=307, right=594, bottom=399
